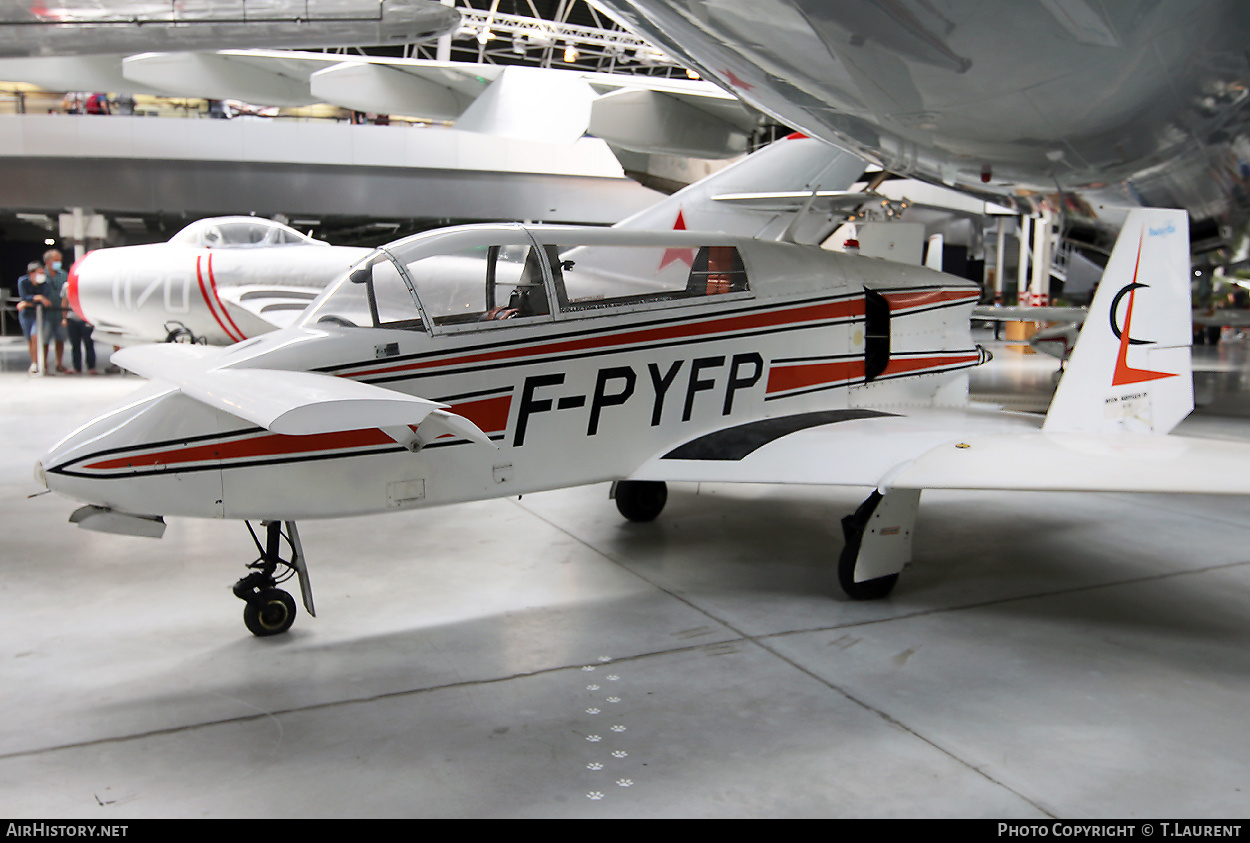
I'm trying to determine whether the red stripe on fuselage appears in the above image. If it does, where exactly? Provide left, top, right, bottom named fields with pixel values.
left=766, top=351, right=979, bottom=395
left=346, top=298, right=865, bottom=380
left=196, top=254, right=244, bottom=343
left=205, top=253, right=248, bottom=342
left=883, top=289, right=979, bottom=311
left=880, top=352, right=980, bottom=377
left=766, top=360, right=865, bottom=393
left=455, top=393, right=512, bottom=436
left=67, top=255, right=86, bottom=321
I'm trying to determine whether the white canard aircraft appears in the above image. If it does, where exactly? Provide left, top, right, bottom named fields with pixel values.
left=34, top=152, right=1249, bottom=638
left=69, top=216, right=371, bottom=346
left=34, top=205, right=1247, bottom=635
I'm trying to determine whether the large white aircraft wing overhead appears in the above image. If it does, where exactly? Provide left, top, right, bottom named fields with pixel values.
left=0, top=0, right=458, bottom=57
left=309, top=58, right=506, bottom=123
left=318, top=56, right=757, bottom=155
left=121, top=50, right=328, bottom=107
left=589, top=0, right=1250, bottom=234
left=0, top=47, right=759, bottom=158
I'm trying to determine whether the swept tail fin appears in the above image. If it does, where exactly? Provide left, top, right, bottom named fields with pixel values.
left=1043, top=208, right=1193, bottom=434
left=612, top=133, right=865, bottom=241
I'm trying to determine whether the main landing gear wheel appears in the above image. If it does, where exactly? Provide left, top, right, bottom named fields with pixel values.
left=838, top=491, right=900, bottom=601
left=233, top=520, right=315, bottom=637
left=614, top=480, right=668, bottom=522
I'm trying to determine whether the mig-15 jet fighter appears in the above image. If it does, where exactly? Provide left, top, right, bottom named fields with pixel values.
left=68, top=216, right=370, bottom=346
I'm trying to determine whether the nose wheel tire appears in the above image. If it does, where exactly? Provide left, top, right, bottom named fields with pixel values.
left=233, top=520, right=315, bottom=637
left=243, top=588, right=297, bottom=637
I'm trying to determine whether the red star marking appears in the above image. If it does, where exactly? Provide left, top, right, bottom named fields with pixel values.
left=721, top=68, right=754, bottom=91
left=659, top=209, right=695, bottom=270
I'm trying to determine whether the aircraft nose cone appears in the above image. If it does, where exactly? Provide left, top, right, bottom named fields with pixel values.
left=38, top=434, right=87, bottom=498
left=67, top=252, right=90, bottom=322
left=37, top=381, right=229, bottom=520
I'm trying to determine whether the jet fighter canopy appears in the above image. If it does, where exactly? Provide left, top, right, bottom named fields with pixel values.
left=169, top=216, right=325, bottom=249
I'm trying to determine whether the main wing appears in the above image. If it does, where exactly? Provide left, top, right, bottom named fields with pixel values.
left=627, top=405, right=1250, bottom=496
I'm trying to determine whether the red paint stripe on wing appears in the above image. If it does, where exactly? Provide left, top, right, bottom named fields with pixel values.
left=82, top=394, right=514, bottom=471
left=85, top=428, right=391, bottom=470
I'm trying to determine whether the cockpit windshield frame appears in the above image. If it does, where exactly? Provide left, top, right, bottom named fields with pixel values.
left=299, top=224, right=755, bottom=334
left=301, top=249, right=428, bottom=332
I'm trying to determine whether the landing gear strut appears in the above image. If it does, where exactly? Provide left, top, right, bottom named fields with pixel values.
left=233, top=521, right=316, bottom=637
left=837, top=488, right=920, bottom=600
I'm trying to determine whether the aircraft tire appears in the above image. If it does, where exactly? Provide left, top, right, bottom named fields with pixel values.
left=615, top=480, right=668, bottom=522
left=243, top=588, right=297, bottom=637
left=836, top=542, right=899, bottom=600
left=837, top=495, right=898, bottom=600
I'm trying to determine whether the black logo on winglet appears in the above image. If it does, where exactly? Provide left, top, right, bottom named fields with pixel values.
left=1109, top=282, right=1152, bottom=346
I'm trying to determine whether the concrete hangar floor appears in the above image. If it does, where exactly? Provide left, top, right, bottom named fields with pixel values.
left=2, top=328, right=1250, bottom=819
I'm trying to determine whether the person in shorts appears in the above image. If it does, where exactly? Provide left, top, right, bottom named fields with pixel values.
left=16, top=262, right=53, bottom=374
left=42, top=249, right=69, bottom=372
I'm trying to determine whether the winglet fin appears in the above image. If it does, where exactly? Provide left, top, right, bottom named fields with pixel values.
left=776, top=186, right=821, bottom=243
left=1043, top=208, right=1192, bottom=434
left=611, top=133, right=865, bottom=241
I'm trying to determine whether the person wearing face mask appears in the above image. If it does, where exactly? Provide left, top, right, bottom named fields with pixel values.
left=42, top=249, right=69, bottom=373
left=16, top=262, right=52, bottom=374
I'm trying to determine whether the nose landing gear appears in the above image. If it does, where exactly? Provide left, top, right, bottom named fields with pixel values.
left=233, top=520, right=315, bottom=637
